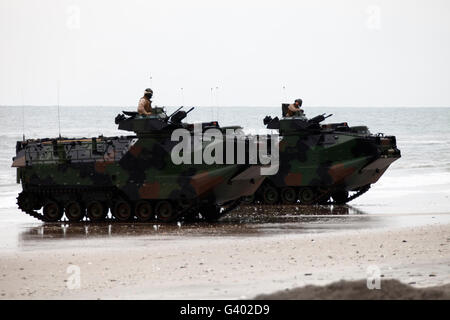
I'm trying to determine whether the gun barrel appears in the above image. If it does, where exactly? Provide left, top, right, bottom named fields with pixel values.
left=167, top=107, right=183, bottom=119
left=186, top=107, right=195, bottom=114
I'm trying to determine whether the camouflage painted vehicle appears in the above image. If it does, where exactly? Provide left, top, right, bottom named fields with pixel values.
left=242, top=104, right=401, bottom=205
left=12, top=107, right=265, bottom=222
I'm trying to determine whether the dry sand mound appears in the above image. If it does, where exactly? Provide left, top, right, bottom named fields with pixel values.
left=255, top=279, right=450, bottom=300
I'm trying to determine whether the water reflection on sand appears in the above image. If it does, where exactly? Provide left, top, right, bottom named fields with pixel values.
left=18, top=205, right=375, bottom=243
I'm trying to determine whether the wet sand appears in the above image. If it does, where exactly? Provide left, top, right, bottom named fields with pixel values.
left=0, top=206, right=449, bottom=299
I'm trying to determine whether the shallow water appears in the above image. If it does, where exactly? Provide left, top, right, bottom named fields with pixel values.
left=0, top=204, right=448, bottom=252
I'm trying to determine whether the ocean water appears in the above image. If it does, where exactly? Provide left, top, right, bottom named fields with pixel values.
left=0, top=105, right=450, bottom=221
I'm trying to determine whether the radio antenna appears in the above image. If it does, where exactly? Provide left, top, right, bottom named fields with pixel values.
left=57, top=80, right=61, bottom=139
left=215, top=86, right=219, bottom=120
left=282, top=85, right=287, bottom=102
left=21, top=89, right=25, bottom=141
left=180, top=87, right=184, bottom=106
left=210, top=87, right=214, bottom=119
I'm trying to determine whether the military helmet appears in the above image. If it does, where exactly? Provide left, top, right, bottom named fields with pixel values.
left=295, top=98, right=303, bottom=106
left=144, top=88, right=153, bottom=97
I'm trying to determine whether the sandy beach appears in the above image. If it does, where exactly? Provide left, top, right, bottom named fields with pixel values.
left=1, top=213, right=449, bottom=300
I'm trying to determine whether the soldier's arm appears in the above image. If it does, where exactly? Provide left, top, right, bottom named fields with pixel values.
left=147, top=101, right=153, bottom=114
left=138, top=99, right=151, bottom=115
left=288, top=104, right=298, bottom=112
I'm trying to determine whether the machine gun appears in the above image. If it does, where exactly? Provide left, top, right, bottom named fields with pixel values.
left=308, top=113, right=333, bottom=124
left=169, top=107, right=195, bottom=124
left=166, top=107, right=183, bottom=120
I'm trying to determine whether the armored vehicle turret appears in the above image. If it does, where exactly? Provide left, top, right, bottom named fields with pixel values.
left=12, top=107, right=266, bottom=222
left=242, top=104, right=401, bottom=205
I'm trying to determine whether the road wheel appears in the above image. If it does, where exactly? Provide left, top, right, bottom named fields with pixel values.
left=298, top=187, right=316, bottom=205
left=155, top=200, right=175, bottom=222
left=332, top=190, right=349, bottom=204
left=177, top=198, right=193, bottom=209
left=64, top=201, right=85, bottom=222
left=281, top=187, right=297, bottom=204
left=241, top=194, right=255, bottom=205
left=262, top=185, right=279, bottom=204
left=134, top=200, right=153, bottom=222
left=43, top=201, right=63, bottom=222
left=113, top=200, right=133, bottom=221
left=86, top=201, right=106, bottom=222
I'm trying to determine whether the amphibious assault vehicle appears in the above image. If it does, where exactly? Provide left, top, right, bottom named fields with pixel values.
left=12, top=107, right=266, bottom=222
left=242, top=104, right=401, bottom=205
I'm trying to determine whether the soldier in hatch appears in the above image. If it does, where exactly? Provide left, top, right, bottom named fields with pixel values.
left=286, top=98, right=304, bottom=117
left=137, top=88, right=153, bottom=115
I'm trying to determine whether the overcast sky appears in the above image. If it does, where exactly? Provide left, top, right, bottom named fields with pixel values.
left=1, top=0, right=449, bottom=107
